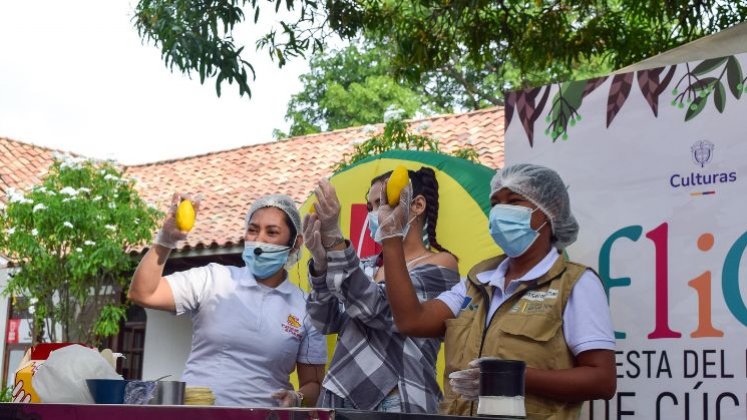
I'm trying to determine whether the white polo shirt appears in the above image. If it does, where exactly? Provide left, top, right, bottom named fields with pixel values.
left=166, top=263, right=327, bottom=407
left=437, top=250, right=615, bottom=356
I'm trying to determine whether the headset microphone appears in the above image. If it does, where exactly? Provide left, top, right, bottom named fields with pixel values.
left=253, top=246, right=291, bottom=256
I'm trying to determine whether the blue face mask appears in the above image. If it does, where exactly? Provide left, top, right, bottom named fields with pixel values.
left=488, top=204, right=547, bottom=258
left=367, top=210, right=380, bottom=243
left=242, top=241, right=291, bottom=279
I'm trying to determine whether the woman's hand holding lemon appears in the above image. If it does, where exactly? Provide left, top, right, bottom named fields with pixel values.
left=155, top=193, right=201, bottom=249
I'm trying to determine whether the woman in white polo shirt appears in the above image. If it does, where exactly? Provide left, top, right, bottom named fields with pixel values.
left=128, top=194, right=327, bottom=407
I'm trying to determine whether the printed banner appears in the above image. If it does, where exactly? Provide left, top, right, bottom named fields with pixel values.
left=505, top=53, right=747, bottom=419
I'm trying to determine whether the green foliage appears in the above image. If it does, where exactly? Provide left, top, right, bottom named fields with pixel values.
left=133, top=0, right=746, bottom=99
left=278, top=42, right=513, bottom=137
left=0, top=156, right=162, bottom=345
left=334, top=107, right=479, bottom=172
left=0, top=386, right=12, bottom=403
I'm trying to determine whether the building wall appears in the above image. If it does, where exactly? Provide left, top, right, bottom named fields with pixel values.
left=141, top=309, right=192, bottom=381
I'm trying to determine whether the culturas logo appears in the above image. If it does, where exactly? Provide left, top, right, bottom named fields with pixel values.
left=691, top=140, right=714, bottom=168
left=669, top=140, right=737, bottom=194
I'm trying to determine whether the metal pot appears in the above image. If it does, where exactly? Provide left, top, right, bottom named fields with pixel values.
left=148, top=381, right=186, bottom=405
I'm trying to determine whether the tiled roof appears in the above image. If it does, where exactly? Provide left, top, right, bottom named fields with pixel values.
left=2, top=107, right=504, bottom=252
left=0, top=138, right=73, bottom=199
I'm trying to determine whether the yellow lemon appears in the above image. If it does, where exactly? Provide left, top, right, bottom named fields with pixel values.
left=175, top=199, right=196, bottom=232
left=386, top=165, right=409, bottom=206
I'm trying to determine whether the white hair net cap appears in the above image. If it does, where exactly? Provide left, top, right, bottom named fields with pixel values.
left=245, top=194, right=301, bottom=239
left=490, top=163, right=579, bottom=249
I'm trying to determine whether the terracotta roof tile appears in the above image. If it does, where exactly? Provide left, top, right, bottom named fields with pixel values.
left=1, top=107, right=504, bottom=252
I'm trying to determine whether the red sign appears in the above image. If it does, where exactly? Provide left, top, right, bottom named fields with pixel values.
left=6, top=318, right=19, bottom=344
left=349, top=203, right=381, bottom=259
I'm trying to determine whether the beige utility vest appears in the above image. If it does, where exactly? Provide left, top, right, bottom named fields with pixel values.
left=441, top=254, right=587, bottom=419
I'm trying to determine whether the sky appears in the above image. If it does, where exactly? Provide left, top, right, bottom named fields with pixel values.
left=0, top=1, right=310, bottom=165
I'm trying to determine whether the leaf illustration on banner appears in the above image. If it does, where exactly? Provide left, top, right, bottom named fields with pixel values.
left=726, top=56, right=743, bottom=99
left=606, top=73, right=633, bottom=128
left=505, top=91, right=517, bottom=129
left=545, top=80, right=586, bottom=141
left=516, top=88, right=539, bottom=146
left=685, top=95, right=707, bottom=121
left=692, top=57, right=728, bottom=76
left=673, top=57, right=746, bottom=122
left=515, top=86, right=551, bottom=147
left=713, top=81, right=726, bottom=113
left=582, top=76, right=608, bottom=99
left=637, top=68, right=664, bottom=116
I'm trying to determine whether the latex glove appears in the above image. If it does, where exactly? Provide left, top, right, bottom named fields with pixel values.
left=448, top=359, right=480, bottom=401
left=154, top=193, right=201, bottom=249
left=374, top=182, right=412, bottom=242
left=313, top=179, right=344, bottom=248
left=271, top=389, right=303, bottom=407
left=303, top=213, right=327, bottom=273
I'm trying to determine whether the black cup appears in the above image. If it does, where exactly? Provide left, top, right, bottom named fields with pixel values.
left=478, top=359, right=526, bottom=398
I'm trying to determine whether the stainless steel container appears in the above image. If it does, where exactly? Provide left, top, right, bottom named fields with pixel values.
left=148, top=381, right=186, bottom=405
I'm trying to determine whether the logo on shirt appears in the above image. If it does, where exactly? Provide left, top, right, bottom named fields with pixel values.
left=282, top=314, right=303, bottom=339
left=509, top=289, right=559, bottom=314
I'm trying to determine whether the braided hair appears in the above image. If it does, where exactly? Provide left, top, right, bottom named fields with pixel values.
left=368, top=167, right=455, bottom=258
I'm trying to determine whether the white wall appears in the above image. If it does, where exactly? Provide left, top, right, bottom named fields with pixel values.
left=141, top=308, right=192, bottom=381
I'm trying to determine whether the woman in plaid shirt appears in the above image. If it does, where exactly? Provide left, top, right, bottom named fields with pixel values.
left=304, top=168, right=459, bottom=413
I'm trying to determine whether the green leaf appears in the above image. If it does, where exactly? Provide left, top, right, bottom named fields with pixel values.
left=713, top=81, right=726, bottom=113
left=685, top=95, right=707, bottom=121
left=692, top=57, right=728, bottom=76
left=726, top=56, right=743, bottom=99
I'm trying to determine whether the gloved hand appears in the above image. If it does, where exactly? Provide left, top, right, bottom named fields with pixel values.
left=374, top=182, right=413, bottom=242
left=303, top=213, right=327, bottom=274
left=448, top=359, right=481, bottom=401
left=271, top=389, right=303, bottom=407
left=154, top=193, right=201, bottom=249
left=313, top=179, right=344, bottom=248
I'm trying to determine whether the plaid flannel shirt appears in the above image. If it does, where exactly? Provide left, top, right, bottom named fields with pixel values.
left=307, top=244, right=459, bottom=413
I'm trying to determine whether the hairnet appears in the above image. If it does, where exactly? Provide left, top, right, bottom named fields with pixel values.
left=245, top=194, right=301, bottom=239
left=490, top=163, right=579, bottom=249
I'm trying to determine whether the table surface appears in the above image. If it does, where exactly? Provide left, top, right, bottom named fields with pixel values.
left=0, top=403, right=499, bottom=420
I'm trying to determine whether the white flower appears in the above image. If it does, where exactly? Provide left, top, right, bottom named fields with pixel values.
left=92, top=196, right=102, bottom=202
left=28, top=305, right=35, bottom=315
left=59, top=187, right=78, bottom=196
left=75, top=247, right=83, bottom=252
left=415, top=121, right=431, bottom=132
left=361, top=124, right=377, bottom=134
left=31, top=229, right=38, bottom=236
left=63, top=221, right=74, bottom=229
left=108, top=202, right=116, bottom=209
left=6, top=227, right=16, bottom=235
left=62, top=197, right=75, bottom=203
left=32, top=203, right=47, bottom=213
left=78, top=187, right=91, bottom=193
left=35, top=186, right=47, bottom=193
left=105, top=224, right=116, bottom=231
left=84, top=240, right=96, bottom=246
left=104, top=174, right=119, bottom=181
left=99, top=169, right=107, bottom=175
left=29, top=297, right=38, bottom=305
left=383, top=105, right=406, bottom=123
left=7, top=188, right=26, bottom=203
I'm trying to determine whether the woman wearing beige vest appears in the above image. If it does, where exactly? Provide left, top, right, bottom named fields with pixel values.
left=377, top=163, right=617, bottom=419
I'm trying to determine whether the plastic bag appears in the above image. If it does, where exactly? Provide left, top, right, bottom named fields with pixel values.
left=33, top=344, right=122, bottom=403
left=124, top=381, right=157, bottom=405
